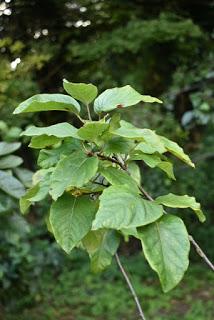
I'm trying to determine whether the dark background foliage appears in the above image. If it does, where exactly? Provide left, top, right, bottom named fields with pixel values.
left=0, top=0, right=213, bottom=319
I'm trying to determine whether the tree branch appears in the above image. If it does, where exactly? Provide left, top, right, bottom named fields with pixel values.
left=189, top=235, right=214, bottom=271
left=115, top=253, right=146, bottom=320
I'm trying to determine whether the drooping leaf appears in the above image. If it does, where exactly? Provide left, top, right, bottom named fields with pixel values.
left=92, top=185, right=163, bottom=230
left=160, top=136, right=194, bottom=167
left=0, top=155, right=23, bottom=169
left=138, top=214, right=190, bottom=292
left=0, top=142, right=21, bottom=156
left=130, top=152, right=175, bottom=180
left=13, top=94, right=80, bottom=114
left=63, top=80, right=98, bottom=104
left=99, top=165, right=139, bottom=193
left=50, top=193, right=98, bottom=253
left=21, top=122, right=80, bottom=139
left=20, top=168, right=53, bottom=214
left=113, top=121, right=166, bottom=153
left=20, top=184, right=39, bottom=214
left=77, top=121, right=109, bottom=142
left=82, top=229, right=120, bottom=272
left=155, top=193, right=205, bottom=222
left=50, top=150, right=99, bottom=200
left=29, top=135, right=61, bottom=149
left=0, top=170, right=25, bottom=199
left=157, top=161, right=175, bottom=180
left=94, top=85, right=162, bottom=113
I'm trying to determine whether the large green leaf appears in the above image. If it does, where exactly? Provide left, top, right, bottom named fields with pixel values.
left=103, top=136, right=134, bottom=154
left=21, top=122, right=80, bottom=139
left=0, top=170, right=25, bottom=199
left=13, top=94, right=80, bottom=114
left=155, top=193, right=205, bottom=222
left=77, top=121, right=109, bottom=142
left=113, top=121, right=166, bottom=153
left=0, top=142, right=21, bottom=156
left=50, top=150, right=99, bottom=200
left=92, top=185, right=163, bottom=230
left=138, top=215, right=190, bottom=292
left=50, top=193, right=98, bottom=253
left=37, top=138, right=81, bottom=169
left=94, top=85, right=162, bottom=113
left=160, top=136, right=194, bottom=167
left=0, top=155, right=23, bottom=169
left=29, top=135, right=61, bottom=149
left=99, top=165, right=139, bottom=193
left=63, top=80, right=98, bottom=104
left=82, top=229, right=120, bottom=272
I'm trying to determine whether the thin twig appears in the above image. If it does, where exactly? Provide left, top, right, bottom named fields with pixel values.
left=86, top=103, right=92, bottom=121
left=189, top=235, right=214, bottom=271
left=115, top=253, right=146, bottom=320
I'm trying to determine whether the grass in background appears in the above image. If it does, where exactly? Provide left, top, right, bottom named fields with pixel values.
left=4, top=252, right=214, bottom=320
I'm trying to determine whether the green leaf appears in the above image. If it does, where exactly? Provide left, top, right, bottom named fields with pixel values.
left=157, top=161, right=175, bottom=180
left=82, top=229, right=120, bottom=272
left=99, top=165, right=139, bottom=193
left=92, top=185, right=163, bottom=230
left=135, top=141, right=163, bottom=154
left=155, top=193, right=205, bottom=222
left=21, top=122, right=80, bottom=139
left=113, top=121, right=166, bottom=153
left=37, top=138, right=81, bottom=168
left=0, top=142, right=21, bottom=156
left=50, top=193, right=98, bottom=253
left=160, top=136, right=194, bottom=167
left=20, top=168, right=52, bottom=214
left=29, top=135, right=61, bottom=149
left=131, top=153, right=161, bottom=167
left=0, top=170, right=25, bottom=199
left=0, top=155, right=23, bottom=169
left=94, top=85, right=162, bottom=113
left=77, top=121, right=109, bottom=142
left=63, top=80, right=98, bottom=104
left=130, top=152, right=175, bottom=180
left=103, top=136, right=134, bottom=154
left=20, top=184, right=39, bottom=214
left=50, top=150, right=99, bottom=200
left=127, top=162, right=141, bottom=185
left=138, top=215, right=190, bottom=292
left=13, top=94, right=80, bottom=114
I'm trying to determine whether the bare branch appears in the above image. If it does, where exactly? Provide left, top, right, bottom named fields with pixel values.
left=189, top=235, right=214, bottom=271
left=115, top=253, right=146, bottom=320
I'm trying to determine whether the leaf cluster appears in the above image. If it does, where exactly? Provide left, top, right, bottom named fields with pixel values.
left=14, top=81, right=205, bottom=292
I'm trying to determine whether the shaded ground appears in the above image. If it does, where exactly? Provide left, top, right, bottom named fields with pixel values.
left=2, top=253, right=214, bottom=320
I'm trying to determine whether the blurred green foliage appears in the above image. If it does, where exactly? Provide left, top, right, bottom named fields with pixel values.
left=0, top=0, right=213, bottom=317
left=2, top=252, right=214, bottom=320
